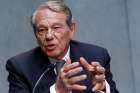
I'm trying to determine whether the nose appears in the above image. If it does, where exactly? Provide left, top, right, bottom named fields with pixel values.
left=45, top=28, right=54, bottom=41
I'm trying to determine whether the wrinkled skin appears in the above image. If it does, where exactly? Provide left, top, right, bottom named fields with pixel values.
left=34, top=8, right=106, bottom=93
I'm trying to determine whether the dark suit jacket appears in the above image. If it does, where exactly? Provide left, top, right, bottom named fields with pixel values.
left=6, top=40, right=119, bottom=93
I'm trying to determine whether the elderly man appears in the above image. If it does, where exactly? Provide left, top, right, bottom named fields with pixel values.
left=6, top=0, right=119, bottom=93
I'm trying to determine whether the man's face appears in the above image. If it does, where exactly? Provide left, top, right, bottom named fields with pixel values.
left=34, top=9, right=76, bottom=59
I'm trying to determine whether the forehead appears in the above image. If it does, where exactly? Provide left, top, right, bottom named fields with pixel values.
left=35, top=9, right=67, bottom=25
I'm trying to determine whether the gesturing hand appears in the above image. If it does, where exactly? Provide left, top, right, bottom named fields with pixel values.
left=80, top=57, right=106, bottom=92
left=55, top=57, right=106, bottom=93
left=55, top=58, right=87, bottom=93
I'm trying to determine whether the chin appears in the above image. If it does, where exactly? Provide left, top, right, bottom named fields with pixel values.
left=46, top=51, right=60, bottom=59
left=42, top=47, right=62, bottom=59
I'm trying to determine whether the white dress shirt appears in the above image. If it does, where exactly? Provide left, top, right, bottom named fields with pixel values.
left=50, top=47, right=110, bottom=93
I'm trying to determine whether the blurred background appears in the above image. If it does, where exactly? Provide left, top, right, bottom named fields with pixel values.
left=0, top=0, right=140, bottom=93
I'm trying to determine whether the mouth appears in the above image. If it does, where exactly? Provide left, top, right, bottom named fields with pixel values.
left=45, top=44, right=56, bottom=51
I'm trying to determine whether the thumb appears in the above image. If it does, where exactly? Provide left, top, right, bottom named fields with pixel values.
left=92, top=82, right=103, bottom=92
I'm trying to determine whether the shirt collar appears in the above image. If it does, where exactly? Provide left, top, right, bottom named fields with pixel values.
left=62, top=46, right=70, bottom=61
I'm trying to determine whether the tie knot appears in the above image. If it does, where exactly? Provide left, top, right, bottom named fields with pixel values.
left=49, top=57, right=65, bottom=75
left=56, top=60, right=65, bottom=75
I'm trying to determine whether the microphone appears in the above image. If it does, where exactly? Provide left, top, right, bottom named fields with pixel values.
left=32, top=58, right=56, bottom=93
left=32, top=57, right=65, bottom=93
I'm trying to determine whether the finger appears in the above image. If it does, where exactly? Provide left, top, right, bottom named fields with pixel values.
left=91, top=62, right=105, bottom=75
left=60, top=69, right=67, bottom=79
left=92, top=82, right=103, bottom=92
left=68, top=74, right=87, bottom=84
left=62, top=58, right=71, bottom=73
left=94, top=74, right=105, bottom=82
left=62, top=74, right=87, bottom=90
left=63, top=62, right=80, bottom=72
left=60, top=63, right=81, bottom=79
left=66, top=84, right=87, bottom=91
left=96, top=66, right=105, bottom=74
left=80, top=57, right=94, bottom=71
left=66, top=67, right=83, bottom=77
left=91, top=62, right=101, bottom=67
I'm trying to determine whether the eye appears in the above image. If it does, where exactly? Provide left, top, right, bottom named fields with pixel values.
left=53, top=26, right=61, bottom=30
left=37, top=28, right=47, bottom=32
left=39, top=28, right=44, bottom=31
left=36, top=27, right=48, bottom=35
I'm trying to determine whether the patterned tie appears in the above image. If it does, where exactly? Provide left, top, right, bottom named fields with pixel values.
left=55, top=60, right=65, bottom=75
left=49, top=57, right=65, bottom=75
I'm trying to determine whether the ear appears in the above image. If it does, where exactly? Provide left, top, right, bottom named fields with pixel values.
left=69, top=20, right=76, bottom=39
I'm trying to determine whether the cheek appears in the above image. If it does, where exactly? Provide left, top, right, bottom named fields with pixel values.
left=36, top=35, right=45, bottom=46
left=55, top=32, right=70, bottom=48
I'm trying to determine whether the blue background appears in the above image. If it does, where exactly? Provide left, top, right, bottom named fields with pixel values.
left=0, top=0, right=140, bottom=93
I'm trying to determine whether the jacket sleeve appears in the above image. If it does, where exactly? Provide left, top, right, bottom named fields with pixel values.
left=6, top=59, right=31, bottom=93
left=103, top=49, right=119, bottom=93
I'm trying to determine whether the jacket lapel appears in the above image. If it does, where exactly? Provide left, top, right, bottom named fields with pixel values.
left=33, top=47, right=56, bottom=93
left=70, top=40, right=83, bottom=62
left=69, top=41, right=93, bottom=93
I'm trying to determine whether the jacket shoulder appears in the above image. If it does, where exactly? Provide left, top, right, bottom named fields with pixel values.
left=70, top=40, right=110, bottom=63
left=71, top=40, right=108, bottom=52
left=9, top=47, right=40, bottom=61
left=6, top=47, right=41, bottom=70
